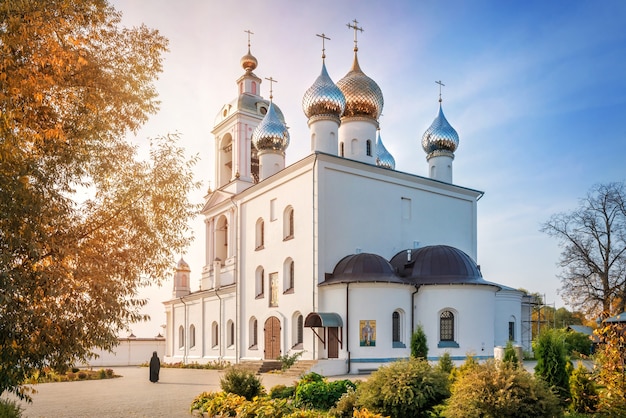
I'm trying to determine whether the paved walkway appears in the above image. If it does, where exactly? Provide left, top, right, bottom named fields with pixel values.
left=8, top=367, right=309, bottom=418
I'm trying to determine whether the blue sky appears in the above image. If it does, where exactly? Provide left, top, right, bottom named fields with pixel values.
left=110, top=0, right=626, bottom=336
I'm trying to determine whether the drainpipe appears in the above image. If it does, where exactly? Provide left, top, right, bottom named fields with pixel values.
left=411, top=286, right=419, bottom=332
left=311, top=154, right=318, bottom=360
left=216, top=289, right=223, bottom=360
left=180, top=297, right=188, bottom=364
left=346, top=282, right=350, bottom=374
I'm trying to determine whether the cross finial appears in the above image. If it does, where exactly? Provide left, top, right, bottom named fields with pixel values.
left=244, top=29, right=254, bottom=49
left=316, top=33, right=331, bottom=60
left=435, top=80, right=445, bottom=103
left=347, top=19, right=364, bottom=51
left=265, top=76, right=277, bottom=101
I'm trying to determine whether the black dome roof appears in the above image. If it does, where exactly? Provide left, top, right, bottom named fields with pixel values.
left=390, top=245, right=487, bottom=285
left=321, top=253, right=409, bottom=286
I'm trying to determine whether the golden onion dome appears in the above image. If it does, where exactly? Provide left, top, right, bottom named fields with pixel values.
left=336, top=52, right=383, bottom=120
left=240, top=47, right=258, bottom=72
left=252, top=102, right=290, bottom=152
left=302, top=61, right=346, bottom=119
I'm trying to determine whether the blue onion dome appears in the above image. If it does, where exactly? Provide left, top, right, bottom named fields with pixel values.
left=336, top=52, right=383, bottom=120
left=422, top=103, right=459, bottom=158
left=375, top=130, right=395, bottom=169
left=302, top=61, right=346, bottom=119
left=240, top=46, right=258, bottom=73
left=251, top=102, right=290, bottom=152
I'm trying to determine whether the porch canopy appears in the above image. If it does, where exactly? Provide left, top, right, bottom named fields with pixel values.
left=304, top=312, right=343, bottom=328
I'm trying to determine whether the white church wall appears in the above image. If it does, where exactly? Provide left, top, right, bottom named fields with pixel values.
left=319, top=283, right=412, bottom=374
left=415, top=285, right=496, bottom=360
left=316, top=157, right=478, bottom=278
left=494, top=288, right=523, bottom=349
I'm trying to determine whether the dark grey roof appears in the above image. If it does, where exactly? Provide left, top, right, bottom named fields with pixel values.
left=390, top=245, right=490, bottom=285
left=321, top=253, right=410, bottom=286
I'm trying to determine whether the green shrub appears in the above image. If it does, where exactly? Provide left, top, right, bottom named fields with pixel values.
left=356, top=358, right=449, bottom=418
left=328, top=385, right=359, bottom=418
left=410, top=325, right=428, bottom=359
left=503, top=340, right=519, bottom=369
left=534, top=329, right=571, bottom=402
left=269, top=384, right=296, bottom=399
left=444, top=360, right=562, bottom=418
left=0, top=399, right=22, bottom=418
left=569, top=361, right=598, bottom=414
left=295, top=378, right=356, bottom=411
left=77, top=371, right=87, bottom=380
left=563, top=331, right=592, bottom=357
left=220, top=367, right=265, bottom=401
left=436, top=351, right=455, bottom=375
left=237, top=396, right=295, bottom=418
left=277, top=350, right=305, bottom=371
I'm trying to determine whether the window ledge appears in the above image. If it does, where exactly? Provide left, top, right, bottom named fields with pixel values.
left=283, top=235, right=294, bottom=241
left=255, top=245, right=265, bottom=251
left=283, top=287, right=294, bottom=295
left=438, top=341, right=459, bottom=348
left=291, top=343, right=303, bottom=350
left=255, top=293, right=264, bottom=300
left=392, top=341, right=406, bottom=348
left=249, top=345, right=258, bottom=350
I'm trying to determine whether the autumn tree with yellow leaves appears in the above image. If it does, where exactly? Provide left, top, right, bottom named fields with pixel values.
left=0, top=0, right=199, bottom=399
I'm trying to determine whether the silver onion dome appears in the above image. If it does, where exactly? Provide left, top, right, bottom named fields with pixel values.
left=376, top=130, right=395, bottom=169
left=252, top=102, right=290, bottom=152
left=422, top=104, right=459, bottom=157
left=302, top=61, right=346, bottom=119
left=336, top=52, right=383, bottom=120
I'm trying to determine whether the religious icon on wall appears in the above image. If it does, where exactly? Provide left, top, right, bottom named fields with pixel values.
left=360, top=320, right=376, bottom=346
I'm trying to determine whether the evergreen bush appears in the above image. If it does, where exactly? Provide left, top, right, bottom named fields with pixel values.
left=568, top=361, right=598, bottom=414
left=219, top=366, right=265, bottom=401
left=502, top=340, right=519, bottom=369
left=356, top=358, right=449, bottom=418
left=0, top=399, right=22, bottom=418
left=295, top=378, right=356, bottom=411
left=444, top=360, right=562, bottom=418
left=410, top=325, right=428, bottom=359
left=534, top=329, right=571, bottom=402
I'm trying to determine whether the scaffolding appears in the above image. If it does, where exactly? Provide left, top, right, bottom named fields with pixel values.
left=521, top=293, right=555, bottom=354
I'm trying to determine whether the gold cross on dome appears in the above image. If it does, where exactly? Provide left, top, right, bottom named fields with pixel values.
left=316, top=33, right=330, bottom=59
left=436, top=80, right=445, bottom=102
left=244, top=29, right=254, bottom=48
left=265, top=76, right=277, bottom=100
left=347, top=19, right=364, bottom=51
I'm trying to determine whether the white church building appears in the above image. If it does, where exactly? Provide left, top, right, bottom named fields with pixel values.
left=163, top=26, right=527, bottom=375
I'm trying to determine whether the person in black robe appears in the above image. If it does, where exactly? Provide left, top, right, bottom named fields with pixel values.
left=149, top=351, right=160, bottom=383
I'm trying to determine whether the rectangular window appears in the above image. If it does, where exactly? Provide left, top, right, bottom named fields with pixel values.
left=270, top=198, right=277, bottom=221
left=269, top=272, right=278, bottom=307
left=508, top=321, right=515, bottom=341
left=401, top=197, right=411, bottom=220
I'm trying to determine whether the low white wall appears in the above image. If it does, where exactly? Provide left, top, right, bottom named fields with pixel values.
left=86, top=338, right=166, bottom=367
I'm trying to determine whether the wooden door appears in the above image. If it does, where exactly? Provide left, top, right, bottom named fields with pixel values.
left=328, top=327, right=339, bottom=358
left=264, top=316, right=281, bottom=359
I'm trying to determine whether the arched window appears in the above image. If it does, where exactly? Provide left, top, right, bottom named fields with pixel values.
left=366, top=139, right=372, bottom=156
left=508, top=316, right=516, bottom=341
left=218, top=135, right=233, bottom=188
left=340, top=142, right=344, bottom=157
left=392, top=312, right=400, bottom=343
left=178, top=325, right=185, bottom=349
left=292, top=312, right=304, bottom=348
left=215, top=215, right=228, bottom=263
left=249, top=317, right=258, bottom=348
left=255, top=267, right=264, bottom=298
left=440, top=310, right=454, bottom=342
left=283, top=206, right=294, bottom=240
left=212, top=322, right=219, bottom=348
left=255, top=218, right=264, bottom=250
left=189, top=324, right=196, bottom=349
left=351, top=138, right=358, bottom=156
left=283, top=258, right=294, bottom=293
left=227, top=320, right=234, bottom=347
left=251, top=81, right=257, bottom=95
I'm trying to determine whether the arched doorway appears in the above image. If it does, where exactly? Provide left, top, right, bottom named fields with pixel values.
left=264, top=316, right=281, bottom=359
